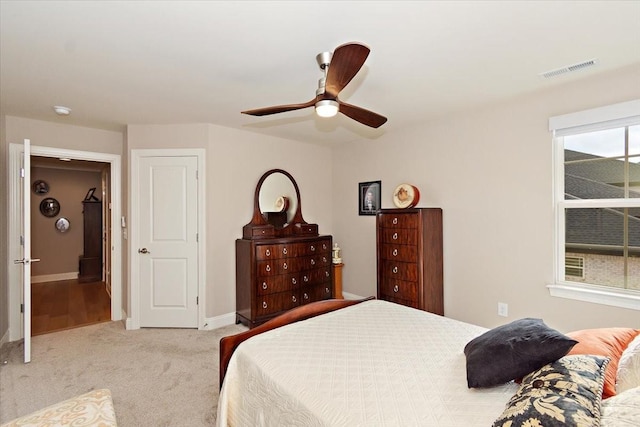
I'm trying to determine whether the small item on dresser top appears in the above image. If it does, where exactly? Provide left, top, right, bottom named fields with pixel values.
left=274, top=196, right=289, bottom=212
left=332, top=243, right=342, bottom=264
left=393, top=183, right=420, bottom=208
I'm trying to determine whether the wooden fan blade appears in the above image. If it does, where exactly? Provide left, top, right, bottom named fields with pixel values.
left=242, top=98, right=317, bottom=116
left=339, top=101, right=387, bottom=128
left=324, top=43, right=370, bottom=98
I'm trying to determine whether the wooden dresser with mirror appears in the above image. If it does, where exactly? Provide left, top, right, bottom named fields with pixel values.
left=236, top=169, right=333, bottom=328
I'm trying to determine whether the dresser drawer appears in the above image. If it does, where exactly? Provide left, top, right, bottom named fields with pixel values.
left=255, top=244, right=293, bottom=260
left=379, top=243, right=417, bottom=262
left=294, top=223, right=319, bottom=235
left=256, top=275, right=288, bottom=295
left=297, top=240, right=331, bottom=256
left=256, top=291, right=299, bottom=316
left=299, top=253, right=331, bottom=270
left=249, top=226, right=275, bottom=238
left=379, top=278, right=418, bottom=302
left=300, top=283, right=333, bottom=304
left=378, top=213, right=419, bottom=229
left=381, top=259, right=418, bottom=281
left=294, top=266, right=330, bottom=286
left=379, top=229, right=418, bottom=245
left=256, top=260, right=290, bottom=276
left=380, top=293, right=419, bottom=309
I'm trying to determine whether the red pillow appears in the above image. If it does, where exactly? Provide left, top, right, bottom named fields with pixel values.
left=567, top=328, right=640, bottom=399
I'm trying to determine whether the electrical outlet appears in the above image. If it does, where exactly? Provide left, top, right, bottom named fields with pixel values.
left=497, top=302, right=508, bottom=317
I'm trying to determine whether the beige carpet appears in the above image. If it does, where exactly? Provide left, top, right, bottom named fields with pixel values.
left=0, top=320, right=247, bottom=426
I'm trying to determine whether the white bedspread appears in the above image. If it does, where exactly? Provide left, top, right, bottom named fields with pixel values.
left=217, top=299, right=517, bottom=426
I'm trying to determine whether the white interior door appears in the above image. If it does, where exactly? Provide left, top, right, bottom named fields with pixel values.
left=138, top=156, right=199, bottom=327
left=15, top=139, right=35, bottom=363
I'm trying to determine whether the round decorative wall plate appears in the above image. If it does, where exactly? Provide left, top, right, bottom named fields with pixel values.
left=393, top=183, right=420, bottom=209
left=32, top=180, right=49, bottom=195
left=40, top=197, right=60, bottom=217
left=55, top=217, right=70, bottom=232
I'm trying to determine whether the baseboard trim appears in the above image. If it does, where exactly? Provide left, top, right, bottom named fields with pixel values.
left=31, top=272, right=78, bottom=283
left=0, top=328, right=9, bottom=348
left=342, top=292, right=366, bottom=300
left=202, top=312, right=236, bottom=330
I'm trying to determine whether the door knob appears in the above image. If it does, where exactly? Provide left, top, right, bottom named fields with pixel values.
left=13, top=258, right=40, bottom=264
left=138, top=248, right=150, bottom=254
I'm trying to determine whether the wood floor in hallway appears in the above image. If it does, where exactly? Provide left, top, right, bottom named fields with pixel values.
left=31, top=279, right=111, bottom=336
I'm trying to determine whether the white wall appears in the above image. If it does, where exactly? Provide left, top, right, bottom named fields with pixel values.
left=4, top=116, right=123, bottom=154
left=3, top=66, right=639, bottom=341
left=332, top=64, right=640, bottom=331
left=126, top=123, right=333, bottom=319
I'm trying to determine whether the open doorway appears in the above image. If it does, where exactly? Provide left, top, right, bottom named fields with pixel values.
left=30, top=157, right=111, bottom=335
left=7, top=143, right=122, bottom=347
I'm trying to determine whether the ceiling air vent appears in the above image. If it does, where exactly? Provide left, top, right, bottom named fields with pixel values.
left=540, top=59, right=598, bottom=79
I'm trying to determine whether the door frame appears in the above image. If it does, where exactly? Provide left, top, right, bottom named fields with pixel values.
left=8, top=144, right=122, bottom=341
left=128, top=148, right=206, bottom=330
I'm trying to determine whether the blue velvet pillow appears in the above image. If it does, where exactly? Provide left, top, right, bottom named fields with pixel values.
left=464, top=318, right=578, bottom=388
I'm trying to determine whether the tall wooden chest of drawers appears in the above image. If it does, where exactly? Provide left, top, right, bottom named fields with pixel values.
left=376, top=208, right=443, bottom=315
left=236, top=235, right=333, bottom=328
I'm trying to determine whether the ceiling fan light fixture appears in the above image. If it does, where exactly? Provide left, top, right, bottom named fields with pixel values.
left=315, top=100, right=339, bottom=118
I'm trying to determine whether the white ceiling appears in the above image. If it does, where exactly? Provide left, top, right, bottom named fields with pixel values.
left=2, top=1, right=639, bottom=146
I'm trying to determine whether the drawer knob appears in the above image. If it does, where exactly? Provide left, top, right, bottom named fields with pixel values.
left=392, top=232, right=398, bottom=240
left=262, top=301, right=268, bottom=309
left=265, top=249, right=271, bottom=256
left=323, top=243, right=327, bottom=250
left=311, top=259, right=316, bottom=266
left=292, top=278, right=297, bottom=285
left=283, top=262, right=288, bottom=270
left=392, top=266, right=398, bottom=274
left=392, top=248, right=398, bottom=257
left=325, top=287, right=330, bottom=294
left=325, top=271, right=329, bottom=277
left=303, top=275, right=309, bottom=282
left=283, top=247, right=288, bottom=255
left=265, top=265, right=271, bottom=272
left=310, top=245, right=316, bottom=251
left=262, top=282, right=267, bottom=290
left=394, top=285, right=399, bottom=293
left=393, top=217, right=398, bottom=224
left=292, top=295, right=297, bottom=303
left=323, top=256, right=327, bottom=263
left=304, top=293, right=309, bottom=300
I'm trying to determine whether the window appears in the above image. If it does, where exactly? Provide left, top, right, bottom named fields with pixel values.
left=549, top=100, right=640, bottom=310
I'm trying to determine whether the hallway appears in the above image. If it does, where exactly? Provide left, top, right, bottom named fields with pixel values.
left=31, top=279, right=111, bottom=336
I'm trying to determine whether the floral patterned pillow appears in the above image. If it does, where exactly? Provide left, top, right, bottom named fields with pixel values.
left=493, top=354, right=609, bottom=427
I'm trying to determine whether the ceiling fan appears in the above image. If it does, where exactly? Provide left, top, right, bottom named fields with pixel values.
left=241, top=42, right=387, bottom=128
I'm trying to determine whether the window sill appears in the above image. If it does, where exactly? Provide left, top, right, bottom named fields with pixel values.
left=547, top=282, right=640, bottom=311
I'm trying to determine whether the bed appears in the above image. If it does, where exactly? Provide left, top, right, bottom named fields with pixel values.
left=217, top=298, right=640, bottom=427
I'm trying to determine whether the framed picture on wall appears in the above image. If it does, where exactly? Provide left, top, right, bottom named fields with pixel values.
left=359, top=180, right=381, bottom=216
left=84, top=187, right=99, bottom=202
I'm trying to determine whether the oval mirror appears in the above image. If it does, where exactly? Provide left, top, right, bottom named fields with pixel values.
left=259, top=172, right=299, bottom=225
left=243, top=168, right=317, bottom=239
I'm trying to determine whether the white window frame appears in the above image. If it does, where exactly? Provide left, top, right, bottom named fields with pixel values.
left=548, top=99, right=640, bottom=311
